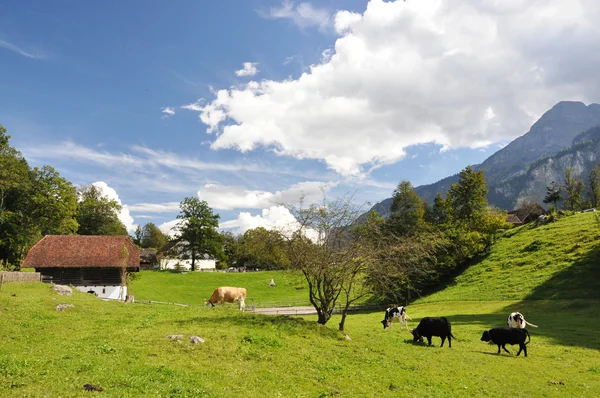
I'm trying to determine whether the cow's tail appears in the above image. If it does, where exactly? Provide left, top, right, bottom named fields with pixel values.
left=524, top=328, right=531, bottom=345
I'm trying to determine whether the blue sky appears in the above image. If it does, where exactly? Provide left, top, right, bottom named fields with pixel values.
left=2, top=0, right=599, bottom=235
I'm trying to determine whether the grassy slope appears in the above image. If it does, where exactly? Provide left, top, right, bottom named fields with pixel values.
left=130, top=270, right=310, bottom=307
left=420, top=212, right=600, bottom=302
left=1, top=213, right=599, bottom=397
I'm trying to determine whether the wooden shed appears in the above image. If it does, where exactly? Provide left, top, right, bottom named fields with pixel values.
left=22, top=235, right=140, bottom=300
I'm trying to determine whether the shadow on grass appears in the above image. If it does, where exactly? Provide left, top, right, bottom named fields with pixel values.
left=170, top=312, right=340, bottom=339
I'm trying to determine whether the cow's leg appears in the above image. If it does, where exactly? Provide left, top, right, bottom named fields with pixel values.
left=448, top=335, right=452, bottom=348
left=517, top=344, right=527, bottom=357
left=497, top=345, right=502, bottom=354
left=440, top=336, right=446, bottom=347
left=426, top=336, right=432, bottom=346
left=501, top=344, right=511, bottom=354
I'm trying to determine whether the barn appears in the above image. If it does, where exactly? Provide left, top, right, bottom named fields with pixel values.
left=22, top=235, right=140, bottom=300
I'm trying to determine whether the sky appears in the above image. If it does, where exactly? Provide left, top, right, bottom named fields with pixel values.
left=2, top=0, right=600, bottom=236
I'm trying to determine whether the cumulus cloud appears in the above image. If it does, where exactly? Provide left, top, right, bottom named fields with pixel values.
left=187, top=0, right=600, bottom=176
left=161, top=107, right=176, bottom=118
left=259, top=1, right=331, bottom=30
left=220, top=205, right=317, bottom=241
left=129, top=202, right=181, bottom=213
left=158, top=219, right=181, bottom=237
left=197, top=181, right=334, bottom=210
left=235, top=62, right=259, bottom=77
left=91, top=181, right=136, bottom=233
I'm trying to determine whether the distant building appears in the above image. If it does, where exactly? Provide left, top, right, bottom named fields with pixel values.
left=156, top=239, right=217, bottom=271
left=139, top=248, right=159, bottom=270
left=22, top=235, right=140, bottom=300
left=508, top=204, right=548, bottom=225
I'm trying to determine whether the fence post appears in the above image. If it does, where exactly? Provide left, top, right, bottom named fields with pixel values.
left=0, top=272, right=4, bottom=291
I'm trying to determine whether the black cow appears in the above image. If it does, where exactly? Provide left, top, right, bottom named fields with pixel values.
left=411, top=317, right=455, bottom=347
left=480, top=327, right=530, bottom=357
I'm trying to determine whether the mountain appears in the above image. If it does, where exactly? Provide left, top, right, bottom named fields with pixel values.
left=369, top=101, right=600, bottom=216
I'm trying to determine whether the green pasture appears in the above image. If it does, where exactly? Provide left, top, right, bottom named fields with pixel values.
left=130, top=270, right=310, bottom=307
left=1, top=212, right=599, bottom=397
left=1, top=283, right=600, bottom=397
left=421, top=212, right=600, bottom=302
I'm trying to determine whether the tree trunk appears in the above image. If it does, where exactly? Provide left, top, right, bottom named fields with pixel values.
left=191, top=251, right=196, bottom=271
left=317, top=309, right=328, bottom=325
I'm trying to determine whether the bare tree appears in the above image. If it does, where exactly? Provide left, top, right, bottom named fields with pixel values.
left=119, top=244, right=129, bottom=301
left=283, top=192, right=368, bottom=329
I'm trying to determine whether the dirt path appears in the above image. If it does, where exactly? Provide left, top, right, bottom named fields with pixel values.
left=250, top=306, right=317, bottom=316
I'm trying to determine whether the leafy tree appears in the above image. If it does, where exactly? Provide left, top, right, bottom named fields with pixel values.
left=446, top=166, right=488, bottom=229
left=387, top=181, right=425, bottom=236
left=0, top=125, right=33, bottom=267
left=76, top=185, right=127, bottom=236
left=175, top=197, right=222, bottom=271
left=28, top=166, right=79, bottom=235
left=284, top=194, right=366, bottom=328
left=588, top=164, right=600, bottom=208
left=426, top=193, right=452, bottom=226
left=563, top=168, right=584, bottom=211
left=238, top=227, right=289, bottom=270
left=220, top=231, right=240, bottom=269
left=139, top=222, right=168, bottom=249
left=543, top=181, right=563, bottom=211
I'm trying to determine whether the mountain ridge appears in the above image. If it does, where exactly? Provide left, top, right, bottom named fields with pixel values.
left=369, top=101, right=600, bottom=216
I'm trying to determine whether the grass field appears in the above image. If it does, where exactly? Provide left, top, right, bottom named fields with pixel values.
left=130, top=270, right=310, bottom=307
left=1, top=212, right=599, bottom=397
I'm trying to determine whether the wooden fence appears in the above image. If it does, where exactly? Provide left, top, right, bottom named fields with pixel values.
left=0, top=271, right=41, bottom=283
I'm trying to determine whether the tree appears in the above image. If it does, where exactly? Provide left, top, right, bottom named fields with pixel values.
left=447, top=166, right=488, bottom=229
left=589, top=165, right=600, bottom=208
left=283, top=193, right=367, bottom=328
left=119, top=244, right=129, bottom=301
left=0, top=125, right=33, bottom=267
left=238, top=227, right=289, bottom=270
left=220, top=231, right=240, bottom=269
left=563, top=168, right=584, bottom=211
left=76, top=185, right=127, bottom=235
left=426, top=193, right=452, bottom=226
left=387, top=181, right=425, bottom=236
left=175, top=197, right=222, bottom=271
left=139, top=222, right=168, bottom=249
left=543, top=181, right=562, bottom=211
left=28, top=165, right=79, bottom=235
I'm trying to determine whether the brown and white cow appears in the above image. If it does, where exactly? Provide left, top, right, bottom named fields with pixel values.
left=205, top=287, right=247, bottom=311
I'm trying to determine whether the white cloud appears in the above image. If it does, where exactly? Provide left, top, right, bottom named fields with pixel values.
left=161, top=107, right=176, bottom=118
left=188, top=0, right=600, bottom=177
left=158, top=219, right=181, bottom=237
left=235, top=62, right=259, bottom=77
left=197, top=181, right=334, bottom=210
left=129, top=202, right=181, bottom=213
left=91, top=181, right=136, bottom=233
left=0, top=39, right=45, bottom=59
left=259, top=1, right=331, bottom=30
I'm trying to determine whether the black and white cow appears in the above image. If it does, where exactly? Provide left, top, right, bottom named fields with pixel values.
left=481, top=327, right=530, bottom=357
left=507, top=312, right=538, bottom=329
left=381, top=305, right=411, bottom=330
left=411, top=317, right=455, bottom=347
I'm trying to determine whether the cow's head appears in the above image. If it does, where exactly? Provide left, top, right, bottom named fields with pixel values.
left=204, top=299, right=214, bottom=307
left=411, top=328, right=423, bottom=342
left=381, top=319, right=389, bottom=329
left=480, top=331, right=491, bottom=342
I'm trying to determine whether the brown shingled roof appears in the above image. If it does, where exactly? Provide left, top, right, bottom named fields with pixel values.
left=23, top=235, right=140, bottom=268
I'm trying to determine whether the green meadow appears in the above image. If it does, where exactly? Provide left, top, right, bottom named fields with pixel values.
left=1, top=212, right=599, bottom=397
